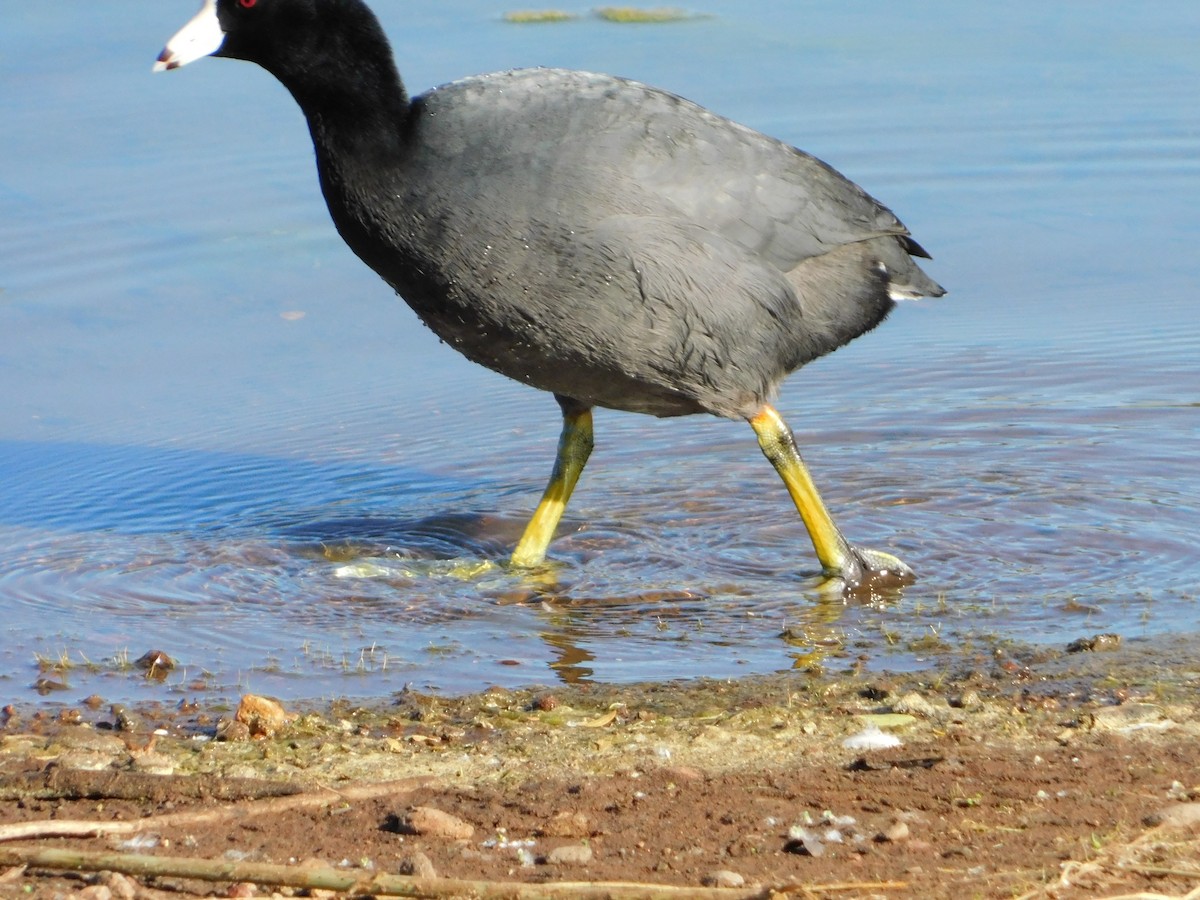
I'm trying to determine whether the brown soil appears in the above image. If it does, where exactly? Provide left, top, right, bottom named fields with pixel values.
left=2, top=640, right=1199, bottom=899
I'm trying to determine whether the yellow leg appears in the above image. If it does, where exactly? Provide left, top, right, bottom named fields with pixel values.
left=511, top=399, right=594, bottom=568
left=749, top=404, right=912, bottom=586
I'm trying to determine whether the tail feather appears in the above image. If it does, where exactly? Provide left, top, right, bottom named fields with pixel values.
left=878, top=235, right=945, bottom=300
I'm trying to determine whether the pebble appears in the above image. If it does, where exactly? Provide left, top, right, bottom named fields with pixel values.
left=1065, top=633, right=1121, bottom=653
left=955, top=690, right=982, bottom=710
left=236, top=694, right=297, bottom=738
left=111, top=704, right=139, bottom=733
left=703, top=870, right=745, bottom=888
left=892, top=692, right=937, bottom=717
left=1144, top=802, right=1200, bottom=830
left=97, top=872, right=138, bottom=900
left=860, top=682, right=894, bottom=700
left=400, top=806, right=475, bottom=840
left=215, top=718, right=253, bottom=742
left=129, top=749, right=178, bottom=776
left=398, top=850, right=438, bottom=878
left=545, top=844, right=593, bottom=866
left=878, top=820, right=910, bottom=843
left=541, top=810, right=591, bottom=838
left=660, top=765, right=704, bottom=782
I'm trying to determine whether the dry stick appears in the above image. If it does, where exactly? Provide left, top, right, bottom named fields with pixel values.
left=0, top=847, right=906, bottom=899
left=1124, top=864, right=1200, bottom=880
left=0, top=776, right=430, bottom=844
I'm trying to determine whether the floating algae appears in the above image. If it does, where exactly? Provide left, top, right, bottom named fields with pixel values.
left=594, top=6, right=698, bottom=23
left=503, top=9, right=577, bottom=23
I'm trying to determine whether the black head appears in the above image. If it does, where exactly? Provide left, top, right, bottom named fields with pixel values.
left=213, top=0, right=320, bottom=71
left=155, top=0, right=385, bottom=82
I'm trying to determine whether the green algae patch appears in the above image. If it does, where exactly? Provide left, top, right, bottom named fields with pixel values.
left=594, top=6, right=698, bottom=23
left=503, top=9, right=577, bottom=23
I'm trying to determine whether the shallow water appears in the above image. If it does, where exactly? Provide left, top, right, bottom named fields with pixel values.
left=1, top=1, right=1197, bottom=705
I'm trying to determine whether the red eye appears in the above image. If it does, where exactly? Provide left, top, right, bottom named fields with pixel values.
left=239, top=0, right=257, bottom=7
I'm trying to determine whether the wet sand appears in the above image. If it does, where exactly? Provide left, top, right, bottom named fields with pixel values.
left=2, top=638, right=1198, bottom=899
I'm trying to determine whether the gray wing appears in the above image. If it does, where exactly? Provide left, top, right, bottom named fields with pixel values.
left=417, top=68, right=913, bottom=271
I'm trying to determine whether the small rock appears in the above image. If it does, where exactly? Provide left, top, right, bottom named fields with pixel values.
left=892, top=692, right=936, bottom=717
left=135, top=649, right=175, bottom=681
left=97, top=872, right=138, bottom=900
left=225, top=883, right=257, bottom=898
left=661, top=765, right=704, bottom=782
left=129, top=749, right=177, bottom=776
left=215, top=718, right=253, bottom=742
left=860, top=683, right=894, bottom=701
left=540, top=810, right=591, bottom=838
left=545, top=844, right=593, bottom=866
left=877, top=820, right=910, bottom=843
left=110, top=704, right=139, bottom=733
left=703, top=870, right=745, bottom=888
left=1166, top=780, right=1194, bottom=801
left=76, top=887, right=112, bottom=900
left=1144, top=802, right=1200, bottom=830
left=399, top=806, right=475, bottom=840
left=1066, top=633, right=1121, bottom=653
left=398, top=850, right=437, bottom=878
left=236, top=694, right=297, bottom=738
left=954, top=690, right=982, bottom=710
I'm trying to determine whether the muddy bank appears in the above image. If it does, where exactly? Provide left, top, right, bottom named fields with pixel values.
left=1, top=638, right=1199, bottom=898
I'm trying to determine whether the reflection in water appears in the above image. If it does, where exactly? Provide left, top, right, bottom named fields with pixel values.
left=541, top=628, right=597, bottom=685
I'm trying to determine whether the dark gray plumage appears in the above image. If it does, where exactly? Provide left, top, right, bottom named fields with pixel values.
left=328, top=67, right=942, bottom=418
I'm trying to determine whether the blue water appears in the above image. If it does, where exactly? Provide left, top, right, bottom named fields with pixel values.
left=1, top=1, right=1197, bottom=705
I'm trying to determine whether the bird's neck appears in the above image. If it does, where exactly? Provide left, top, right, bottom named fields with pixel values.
left=257, top=4, right=412, bottom=174
left=288, top=57, right=412, bottom=168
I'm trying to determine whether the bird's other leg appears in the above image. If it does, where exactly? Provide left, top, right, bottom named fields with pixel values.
left=749, top=404, right=913, bottom=589
left=510, top=396, right=594, bottom=568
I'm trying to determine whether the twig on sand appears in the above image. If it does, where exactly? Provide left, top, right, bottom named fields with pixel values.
left=0, top=847, right=907, bottom=899
left=1120, top=865, right=1200, bottom=881
left=0, top=776, right=430, bottom=843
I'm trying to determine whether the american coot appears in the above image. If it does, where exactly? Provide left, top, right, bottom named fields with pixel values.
left=155, top=0, right=944, bottom=590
